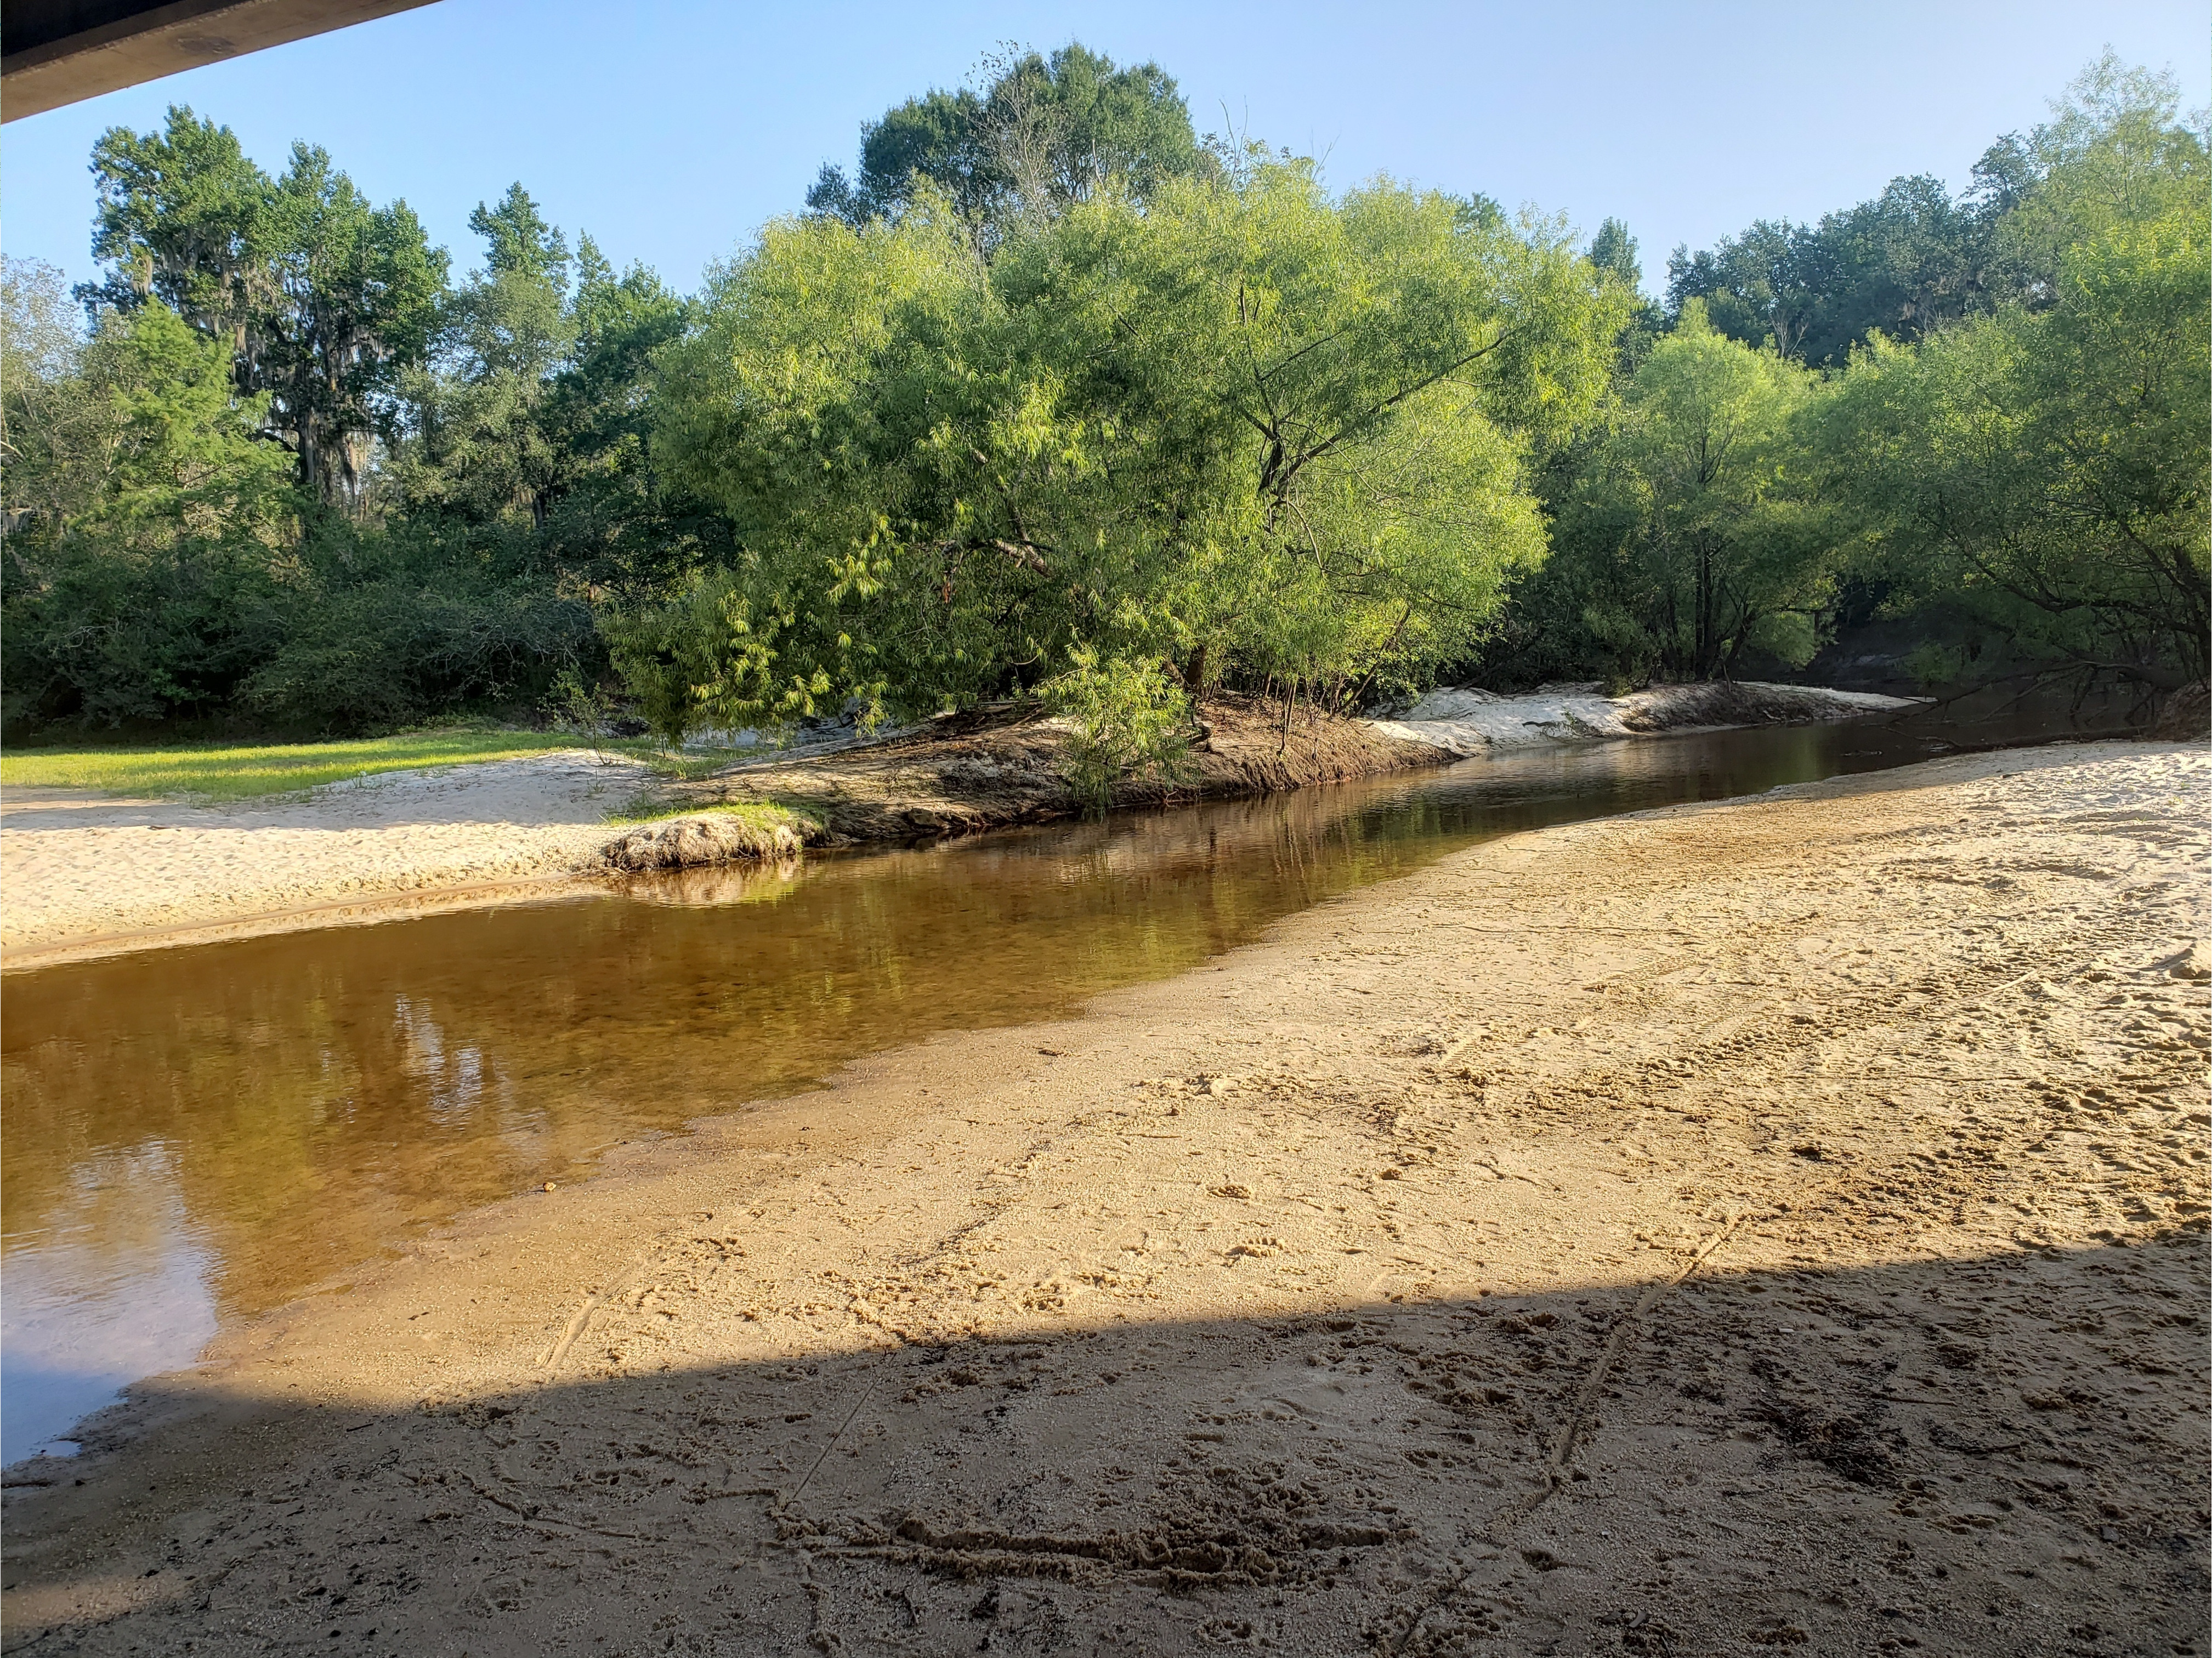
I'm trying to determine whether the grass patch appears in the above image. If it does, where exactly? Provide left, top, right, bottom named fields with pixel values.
left=604, top=796, right=820, bottom=833
left=0, top=728, right=747, bottom=803
left=634, top=750, right=744, bottom=784
left=599, top=796, right=825, bottom=872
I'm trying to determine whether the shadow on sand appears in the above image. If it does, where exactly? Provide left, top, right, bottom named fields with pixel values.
left=4, top=1228, right=2204, bottom=1656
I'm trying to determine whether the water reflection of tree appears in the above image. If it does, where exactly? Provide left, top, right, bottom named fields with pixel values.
left=1, top=772, right=1451, bottom=1322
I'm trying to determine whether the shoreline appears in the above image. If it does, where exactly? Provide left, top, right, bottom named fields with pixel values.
left=0, top=870, right=609, bottom=973
left=4, top=740, right=2203, bottom=1654
left=0, top=749, right=653, bottom=966
left=1, top=685, right=1919, bottom=967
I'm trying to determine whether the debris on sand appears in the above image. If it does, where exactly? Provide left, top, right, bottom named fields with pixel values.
left=2150, top=679, right=2208, bottom=740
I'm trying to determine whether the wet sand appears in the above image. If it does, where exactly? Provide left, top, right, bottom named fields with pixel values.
left=3, top=740, right=2204, bottom=1655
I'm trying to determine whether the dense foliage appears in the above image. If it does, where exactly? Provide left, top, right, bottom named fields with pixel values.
left=2, top=48, right=2203, bottom=748
left=1532, top=304, right=1830, bottom=685
left=1819, top=61, right=2209, bottom=691
left=2, top=123, right=690, bottom=730
left=644, top=162, right=1622, bottom=737
left=805, top=44, right=1212, bottom=243
left=1493, top=55, right=2207, bottom=697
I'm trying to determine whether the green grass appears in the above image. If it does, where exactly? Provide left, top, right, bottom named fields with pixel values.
left=603, top=796, right=820, bottom=832
left=0, top=728, right=731, bottom=802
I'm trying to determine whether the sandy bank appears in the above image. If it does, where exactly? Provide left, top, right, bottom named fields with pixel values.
left=0, top=700, right=1433, bottom=962
left=682, top=690, right=1447, bottom=839
left=1376, top=678, right=1921, bottom=757
left=689, top=684, right=1922, bottom=839
left=5, top=740, right=2203, bottom=1655
left=0, top=750, right=659, bottom=965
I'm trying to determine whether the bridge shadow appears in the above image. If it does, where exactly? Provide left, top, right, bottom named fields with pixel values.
left=4, top=1229, right=2204, bottom=1656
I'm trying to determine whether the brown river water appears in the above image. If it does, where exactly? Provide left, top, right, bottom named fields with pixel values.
left=0, top=711, right=2112, bottom=1462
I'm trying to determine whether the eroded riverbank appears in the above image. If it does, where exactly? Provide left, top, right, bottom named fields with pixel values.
left=4, top=740, right=2204, bottom=1655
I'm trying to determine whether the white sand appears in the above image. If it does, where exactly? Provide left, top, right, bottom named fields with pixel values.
left=1372, top=679, right=1920, bottom=756
left=1, top=751, right=657, bottom=961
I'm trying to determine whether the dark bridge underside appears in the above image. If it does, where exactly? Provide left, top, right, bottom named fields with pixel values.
left=2, top=0, right=436, bottom=121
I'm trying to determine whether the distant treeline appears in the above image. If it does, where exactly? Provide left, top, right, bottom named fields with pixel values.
left=2, top=46, right=2202, bottom=742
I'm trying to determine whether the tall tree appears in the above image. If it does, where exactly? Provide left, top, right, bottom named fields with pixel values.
left=1548, top=302, right=1833, bottom=682
left=807, top=43, right=1211, bottom=244
left=1, top=292, right=296, bottom=724
left=469, top=182, right=569, bottom=292
left=1589, top=217, right=1641, bottom=288
left=1984, top=52, right=2208, bottom=308
left=86, top=106, right=447, bottom=510
left=404, top=184, right=577, bottom=529
left=1666, top=176, right=1993, bottom=366
left=1583, top=215, right=1665, bottom=379
left=537, top=240, right=701, bottom=589
left=2, top=258, right=112, bottom=540
left=395, top=195, right=701, bottom=580
left=1823, top=63, right=2209, bottom=690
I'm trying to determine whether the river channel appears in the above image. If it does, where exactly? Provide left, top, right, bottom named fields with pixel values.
left=0, top=711, right=2111, bottom=1463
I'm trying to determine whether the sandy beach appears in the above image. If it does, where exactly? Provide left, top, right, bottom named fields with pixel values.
left=0, top=751, right=657, bottom=964
left=3, top=739, right=2203, bottom=1655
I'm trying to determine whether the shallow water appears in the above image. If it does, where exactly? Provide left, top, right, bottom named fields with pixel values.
left=0, top=708, right=2115, bottom=1462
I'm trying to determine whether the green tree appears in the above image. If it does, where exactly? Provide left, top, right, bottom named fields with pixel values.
left=1582, top=217, right=1664, bottom=378
left=1984, top=53, right=2208, bottom=307
left=1040, top=645, right=1193, bottom=814
left=1547, top=303, right=1833, bottom=682
left=401, top=185, right=578, bottom=529
left=807, top=43, right=1210, bottom=242
left=469, top=181, right=569, bottom=290
left=2, top=258, right=115, bottom=538
left=1666, top=176, right=1993, bottom=367
left=394, top=199, right=711, bottom=591
left=16, top=117, right=683, bottom=736
left=2, top=295, right=298, bottom=724
left=654, top=161, right=1626, bottom=730
left=537, top=241, right=706, bottom=592
left=598, top=570, right=767, bottom=746
left=1589, top=217, right=1641, bottom=288
left=86, top=106, right=447, bottom=510
left=1824, top=159, right=2208, bottom=688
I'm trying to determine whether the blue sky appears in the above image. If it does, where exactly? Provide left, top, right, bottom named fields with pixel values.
left=5, top=0, right=2205, bottom=299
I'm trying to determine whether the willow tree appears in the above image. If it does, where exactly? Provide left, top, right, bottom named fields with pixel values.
left=645, top=161, right=1625, bottom=735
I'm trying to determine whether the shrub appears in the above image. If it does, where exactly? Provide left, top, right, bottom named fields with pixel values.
left=1039, top=647, right=1193, bottom=815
